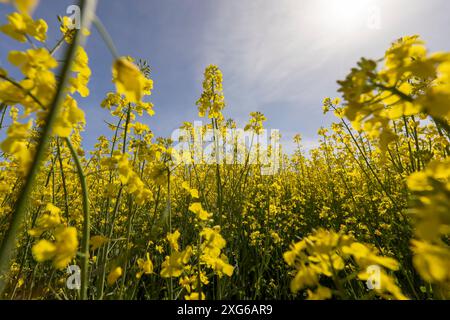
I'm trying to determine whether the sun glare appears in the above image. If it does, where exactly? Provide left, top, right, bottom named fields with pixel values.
left=320, top=0, right=374, bottom=33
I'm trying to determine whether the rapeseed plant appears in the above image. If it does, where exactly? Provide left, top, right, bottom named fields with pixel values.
left=0, top=0, right=448, bottom=301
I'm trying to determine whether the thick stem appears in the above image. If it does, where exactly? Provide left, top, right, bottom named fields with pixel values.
left=56, top=138, right=70, bottom=222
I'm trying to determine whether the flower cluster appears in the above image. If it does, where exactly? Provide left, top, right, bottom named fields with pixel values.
left=196, top=65, right=226, bottom=121
left=29, top=204, right=79, bottom=269
left=284, top=229, right=407, bottom=300
left=408, top=159, right=450, bottom=295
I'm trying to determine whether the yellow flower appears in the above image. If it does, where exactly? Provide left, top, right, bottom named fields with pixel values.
left=185, top=292, right=206, bottom=300
left=134, top=101, right=155, bottom=116
left=112, top=57, right=152, bottom=103
left=28, top=203, right=61, bottom=237
left=53, top=95, right=85, bottom=137
left=52, top=227, right=79, bottom=269
left=411, top=240, right=450, bottom=283
left=290, top=265, right=318, bottom=293
left=189, top=202, right=211, bottom=221
left=1, top=12, right=47, bottom=42
left=8, top=48, right=57, bottom=79
left=407, top=171, right=433, bottom=192
left=136, top=253, right=153, bottom=279
left=59, top=15, right=90, bottom=44
left=342, top=242, right=399, bottom=270
left=407, top=157, right=450, bottom=282
left=89, top=235, right=109, bottom=251
left=283, top=241, right=306, bottom=267
left=199, top=227, right=234, bottom=277
left=284, top=229, right=404, bottom=298
left=214, top=255, right=234, bottom=277
left=0, top=120, right=33, bottom=175
left=189, top=271, right=209, bottom=286
left=32, top=226, right=79, bottom=269
left=306, top=286, right=333, bottom=300
left=108, top=153, right=153, bottom=204
left=131, top=122, right=150, bottom=135
left=245, top=111, right=266, bottom=134
left=69, top=46, right=91, bottom=97
left=271, top=231, right=282, bottom=244
left=179, top=276, right=193, bottom=292
left=160, top=246, right=193, bottom=278
left=11, top=0, right=38, bottom=14
left=32, top=240, right=56, bottom=262
left=201, top=227, right=226, bottom=249
left=107, top=266, right=123, bottom=285
left=182, top=181, right=199, bottom=198
left=166, top=230, right=181, bottom=251
left=17, top=278, right=25, bottom=288
left=196, top=65, right=225, bottom=120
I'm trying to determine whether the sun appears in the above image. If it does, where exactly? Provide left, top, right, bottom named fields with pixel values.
left=332, top=0, right=366, bottom=21
left=320, top=0, right=374, bottom=33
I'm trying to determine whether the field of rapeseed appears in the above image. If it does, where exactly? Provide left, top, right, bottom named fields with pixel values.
left=0, top=0, right=449, bottom=301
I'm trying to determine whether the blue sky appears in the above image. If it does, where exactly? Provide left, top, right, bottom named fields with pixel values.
left=1, top=0, right=450, bottom=153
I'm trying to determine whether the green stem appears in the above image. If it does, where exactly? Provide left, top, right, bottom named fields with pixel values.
left=92, top=16, right=119, bottom=59
left=56, top=138, right=70, bottom=222
left=212, top=118, right=223, bottom=225
left=197, top=232, right=202, bottom=300
left=0, top=104, right=7, bottom=129
left=64, top=138, right=90, bottom=300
